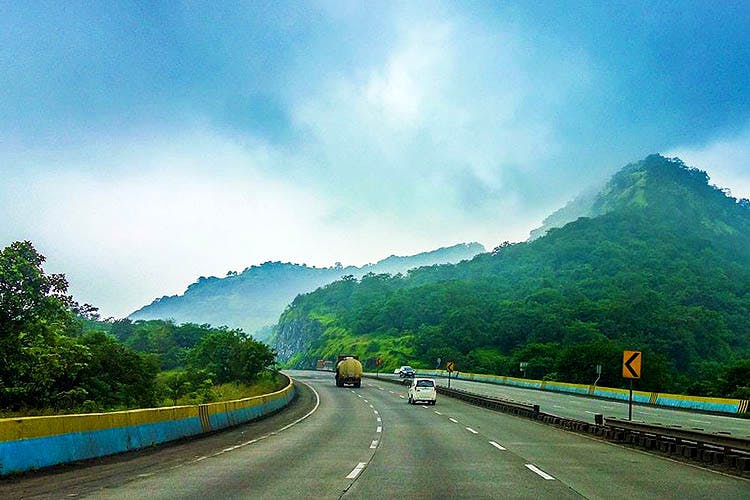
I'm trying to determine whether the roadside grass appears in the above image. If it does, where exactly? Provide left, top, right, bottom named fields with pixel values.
left=165, top=372, right=287, bottom=406
left=0, top=372, right=288, bottom=418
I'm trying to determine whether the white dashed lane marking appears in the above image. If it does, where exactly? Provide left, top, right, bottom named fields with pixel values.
left=370, top=440, right=379, bottom=449
left=346, top=462, right=368, bottom=479
left=434, top=411, right=442, bottom=415
left=489, top=441, right=506, bottom=451
left=376, top=426, right=382, bottom=433
left=525, top=464, right=555, bottom=480
left=465, top=427, right=478, bottom=434
left=449, top=418, right=458, bottom=423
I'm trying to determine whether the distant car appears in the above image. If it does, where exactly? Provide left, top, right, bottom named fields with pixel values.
left=408, top=378, right=437, bottom=405
left=398, top=365, right=415, bottom=377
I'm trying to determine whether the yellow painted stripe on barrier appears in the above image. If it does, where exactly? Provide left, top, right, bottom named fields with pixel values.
left=0, top=406, right=198, bottom=442
left=0, top=378, right=293, bottom=442
left=204, top=382, right=292, bottom=416
left=433, top=368, right=744, bottom=412
left=656, top=392, right=739, bottom=405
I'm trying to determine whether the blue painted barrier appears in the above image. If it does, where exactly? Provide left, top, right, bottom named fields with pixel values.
left=0, top=377, right=295, bottom=476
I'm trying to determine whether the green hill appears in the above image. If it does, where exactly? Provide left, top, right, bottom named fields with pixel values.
left=129, top=243, right=485, bottom=341
left=272, top=155, right=750, bottom=396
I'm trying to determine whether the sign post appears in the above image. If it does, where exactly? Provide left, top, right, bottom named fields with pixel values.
left=446, top=361, right=455, bottom=388
left=594, top=364, right=602, bottom=387
left=622, top=350, right=642, bottom=421
left=519, top=361, right=528, bottom=379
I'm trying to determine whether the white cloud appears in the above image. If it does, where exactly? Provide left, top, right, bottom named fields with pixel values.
left=0, top=11, right=594, bottom=318
left=1, top=130, right=334, bottom=317
left=291, top=14, right=583, bottom=224
left=669, top=125, right=750, bottom=200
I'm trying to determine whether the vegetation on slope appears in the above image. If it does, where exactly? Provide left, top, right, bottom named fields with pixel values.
left=274, top=156, right=750, bottom=397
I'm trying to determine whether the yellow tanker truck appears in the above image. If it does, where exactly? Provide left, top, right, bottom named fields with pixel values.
left=335, top=355, right=363, bottom=388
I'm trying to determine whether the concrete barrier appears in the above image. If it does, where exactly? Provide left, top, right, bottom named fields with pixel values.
left=0, top=377, right=295, bottom=476
left=415, top=369, right=747, bottom=415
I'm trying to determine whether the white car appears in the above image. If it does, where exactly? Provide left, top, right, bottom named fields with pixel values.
left=407, top=378, right=437, bottom=405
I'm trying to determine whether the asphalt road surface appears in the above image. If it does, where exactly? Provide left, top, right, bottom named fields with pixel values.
left=373, top=373, right=750, bottom=438
left=2, top=370, right=747, bottom=499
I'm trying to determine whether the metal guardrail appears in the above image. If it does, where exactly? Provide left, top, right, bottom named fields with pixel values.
left=605, top=417, right=750, bottom=454
left=362, top=374, right=750, bottom=475
left=604, top=417, right=750, bottom=472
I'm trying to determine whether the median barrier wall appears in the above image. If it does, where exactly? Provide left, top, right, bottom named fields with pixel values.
left=415, top=369, right=748, bottom=415
left=0, top=376, right=295, bottom=476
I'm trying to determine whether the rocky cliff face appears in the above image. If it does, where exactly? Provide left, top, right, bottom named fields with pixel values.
left=272, top=316, right=324, bottom=365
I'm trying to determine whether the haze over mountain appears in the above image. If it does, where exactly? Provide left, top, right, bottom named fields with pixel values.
left=130, top=243, right=484, bottom=340
left=273, top=155, right=750, bottom=396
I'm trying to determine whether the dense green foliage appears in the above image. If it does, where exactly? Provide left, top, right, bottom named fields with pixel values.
left=130, top=243, right=484, bottom=340
left=0, top=242, right=278, bottom=414
left=0, top=241, right=160, bottom=411
left=274, top=156, right=750, bottom=396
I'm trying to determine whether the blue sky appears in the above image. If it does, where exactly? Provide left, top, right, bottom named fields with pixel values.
left=2, top=1, right=749, bottom=317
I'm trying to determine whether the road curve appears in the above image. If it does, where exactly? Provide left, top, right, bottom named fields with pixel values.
left=2, top=371, right=747, bottom=499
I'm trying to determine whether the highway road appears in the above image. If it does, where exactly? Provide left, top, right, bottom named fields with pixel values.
left=373, top=373, right=750, bottom=438
left=2, top=370, right=747, bottom=499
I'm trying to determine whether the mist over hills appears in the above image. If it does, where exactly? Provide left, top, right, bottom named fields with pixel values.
left=273, top=155, right=750, bottom=396
left=129, top=243, right=485, bottom=340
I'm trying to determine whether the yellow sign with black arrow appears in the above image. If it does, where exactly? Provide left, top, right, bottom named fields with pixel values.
left=622, top=350, right=642, bottom=379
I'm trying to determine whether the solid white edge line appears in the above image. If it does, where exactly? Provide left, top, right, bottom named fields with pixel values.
left=525, top=464, right=555, bottom=480
left=189, top=377, right=321, bottom=464
left=489, top=441, right=506, bottom=451
left=466, top=427, right=478, bottom=434
left=346, top=462, right=368, bottom=479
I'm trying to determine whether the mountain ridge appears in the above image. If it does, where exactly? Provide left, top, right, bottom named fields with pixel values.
left=129, top=242, right=485, bottom=340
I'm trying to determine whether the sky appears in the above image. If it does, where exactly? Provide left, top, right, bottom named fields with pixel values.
left=1, top=1, right=749, bottom=318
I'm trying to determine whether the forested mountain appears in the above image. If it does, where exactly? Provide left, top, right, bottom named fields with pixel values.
left=130, top=243, right=485, bottom=340
left=273, top=155, right=750, bottom=396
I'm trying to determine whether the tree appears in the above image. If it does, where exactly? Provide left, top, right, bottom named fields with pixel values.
left=230, top=339, right=276, bottom=383
left=0, top=241, right=80, bottom=409
left=188, top=329, right=242, bottom=383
